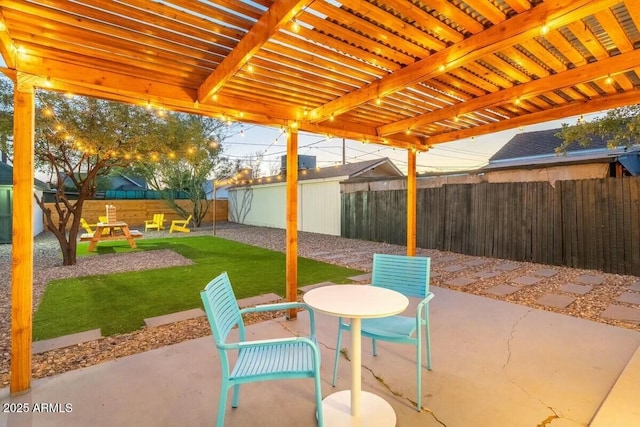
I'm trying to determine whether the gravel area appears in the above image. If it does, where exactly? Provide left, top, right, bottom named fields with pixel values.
left=1, top=222, right=639, bottom=387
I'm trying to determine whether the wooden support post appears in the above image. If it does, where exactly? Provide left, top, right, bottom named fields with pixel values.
left=11, top=75, right=35, bottom=394
left=407, top=149, right=417, bottom=256
left=286, top=126, right=299, bottom=319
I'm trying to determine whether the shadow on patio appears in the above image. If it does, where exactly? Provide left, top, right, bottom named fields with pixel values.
left=1, top=286, right=639, bottom=427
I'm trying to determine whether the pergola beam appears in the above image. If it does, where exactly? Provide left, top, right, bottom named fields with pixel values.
left=0, top=10, right=15, bottom=69
left=307, top=0, right=619, bottom=124
left=3, top=60, right=426, bottom=151
left=197, top=0, right=313, bottom=103
left=378, top=47, right=640, bottom=137
left=425, top=89, right=640, bottom=146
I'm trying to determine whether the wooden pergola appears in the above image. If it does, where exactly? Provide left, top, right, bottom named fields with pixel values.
left=2, top=0, right=640, bottom=393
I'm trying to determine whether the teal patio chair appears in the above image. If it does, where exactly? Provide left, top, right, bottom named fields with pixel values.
left=331, top=253, right=433, bottom=410
left=200, top=272, right=324, bottom=427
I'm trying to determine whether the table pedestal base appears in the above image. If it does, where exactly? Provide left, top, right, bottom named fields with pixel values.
left=321, top=390, right=396, bottom=426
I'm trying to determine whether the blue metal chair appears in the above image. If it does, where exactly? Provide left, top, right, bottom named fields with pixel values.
left=331, top=254, right=433, bottom=410
left=201, top=272, right=324, bottom=427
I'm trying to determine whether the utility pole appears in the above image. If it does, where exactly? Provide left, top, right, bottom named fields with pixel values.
left=212, top=178, right=216, bottom=236
left=342, top=137, right=346, bottom=164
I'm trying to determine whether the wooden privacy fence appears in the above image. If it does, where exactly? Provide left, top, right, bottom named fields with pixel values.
left=341, top=177, right=640, bottom=276
left=44, top=199, right=228, bottom=229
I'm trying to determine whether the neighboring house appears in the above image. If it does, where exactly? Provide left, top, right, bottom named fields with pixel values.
left=341, top=128, right=640, bottom=194
left=482, top=128, right=640, bottom=183
left=228, top=157, right=404, bottom=236
left=108, top=174, right=148, bottom=191
left=203, top=180, right=230, bottom=200
left=0, top=162, right=47, bottom=243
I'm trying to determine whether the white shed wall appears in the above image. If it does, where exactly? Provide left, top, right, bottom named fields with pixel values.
left=231, top=184, right=286, bottom=229
left=228, top=178, right=342, bottom=236
left=300, top=180, right=341, bottom=235
left=33, top=188, right=44, bottom=235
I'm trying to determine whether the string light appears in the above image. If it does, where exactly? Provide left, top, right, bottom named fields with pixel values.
left=291, top=18, right=300, bottom=33
left=540, top=23, right=550, bottom=35
left=605, top=75, right=614, bottom=85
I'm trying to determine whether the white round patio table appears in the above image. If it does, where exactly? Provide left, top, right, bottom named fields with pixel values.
left=303, top=284, right=409, bottom=427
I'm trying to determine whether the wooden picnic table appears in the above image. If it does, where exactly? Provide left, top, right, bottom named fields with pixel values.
left=81, top=221, right=143, bottom=252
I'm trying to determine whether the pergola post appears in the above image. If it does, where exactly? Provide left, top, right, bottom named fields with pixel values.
left=11, top=74, right=35, bottom=394
left=285, top=126, right=298, bottom=319
left=407, top=148, right=417, bottom=256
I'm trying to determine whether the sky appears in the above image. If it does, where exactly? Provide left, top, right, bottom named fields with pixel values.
left=220, top=111, right=606, bottom=176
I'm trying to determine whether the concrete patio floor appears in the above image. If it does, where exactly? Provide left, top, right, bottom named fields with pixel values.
left=2, top=286, right=639, bottom=427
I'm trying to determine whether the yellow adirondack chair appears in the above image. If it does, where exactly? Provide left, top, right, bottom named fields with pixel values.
left=169, top=215, right=192, bottom=233
left=98, top=215, right=121, bottom=235
left=80, top=218, right=96, bottom=234
left=144, top=213, right=165, bottom=231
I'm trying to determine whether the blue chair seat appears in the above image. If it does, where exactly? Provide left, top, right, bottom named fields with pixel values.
left=232, top=339, right=318, bottom=380
left=361, top=316, right=416, bottom=341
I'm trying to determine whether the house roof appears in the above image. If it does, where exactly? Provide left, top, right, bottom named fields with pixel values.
left=230, top=157, right=403, bottom=187
left=302, top=158, right=403, bottom=180
left=0, top=161, right=50, bottom=189
left=116, top=174, right=145, bottom=189
left=2, top=2, right=640, bottom=152
left=489, top=128, right=611, bottom=162
left=485, top=127, right=639, bottom=171
left=0, top=161, right=10, bottom=185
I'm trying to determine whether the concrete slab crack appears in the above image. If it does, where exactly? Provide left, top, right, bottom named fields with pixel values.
left=502, top=308, right=533, bottom=370
left=359, top=362, right=447, bottom=426
left=502, top=310, right=578, bottom=426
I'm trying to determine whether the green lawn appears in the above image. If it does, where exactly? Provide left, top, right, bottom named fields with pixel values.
left=33, top=235, right=363, bottom=340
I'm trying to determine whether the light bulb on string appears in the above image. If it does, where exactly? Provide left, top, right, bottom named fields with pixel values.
left=291, top=18, right=300, bottom=33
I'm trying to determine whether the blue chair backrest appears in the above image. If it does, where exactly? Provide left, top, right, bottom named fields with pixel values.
left=371, top=254, right=430, bottom=298
left=201, top=272, right=245, bottom=346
